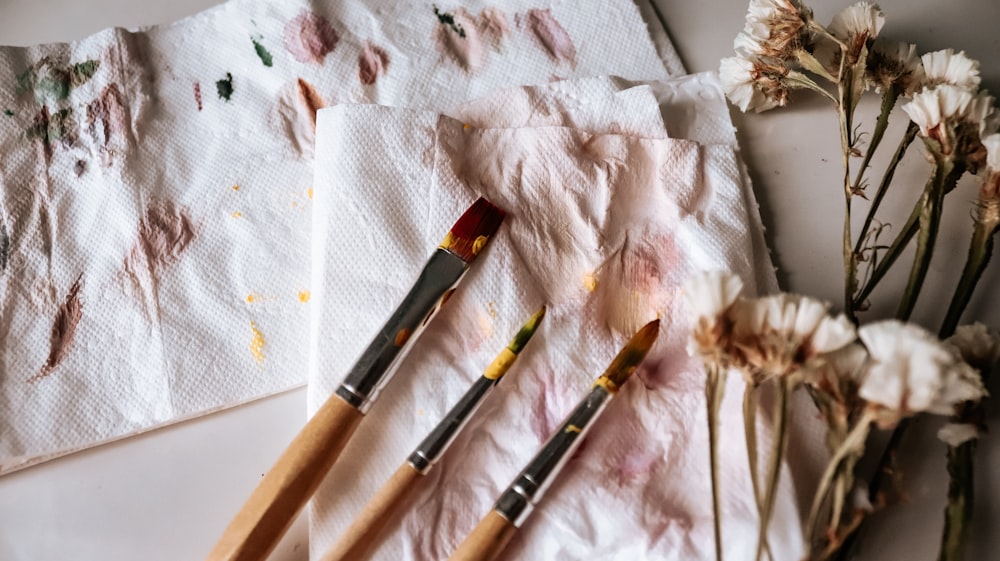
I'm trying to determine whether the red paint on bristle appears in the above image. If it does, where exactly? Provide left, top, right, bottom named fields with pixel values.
left=445, top=197, right=506, bottom=262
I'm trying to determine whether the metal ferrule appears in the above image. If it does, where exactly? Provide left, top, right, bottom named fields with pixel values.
left=493, top=385, right=613, bottom=526
left=335, top=248, right=468, bottom=413
left=407, top=375, right=498, bottom=473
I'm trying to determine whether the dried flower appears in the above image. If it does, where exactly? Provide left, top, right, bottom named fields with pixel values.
left=947, top=322, right=1000, bottom=375
left=866, top=40, right=923, bottom=95
left=937, top=422, right=980, bottom=447
left=685, top=270, right=743, bottom=361
left=729, top=293, right=856, bottom=383
left=720, top=56, right=790, bottom=112
left=920, top=49, right=981, bottom=91
left=804, top=342, right=869, bottom=407
left=741, top=0, right=813, bottom=60
left=858, top=320, right=987, bottom=426
left=828, top=1, right=885, bottom=63
left=902, top=84, right=974, bottom=138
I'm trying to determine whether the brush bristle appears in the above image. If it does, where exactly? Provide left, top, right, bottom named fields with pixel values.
left=595, top=319, right=660, bottom=392
left=440, top=197, right=506, bottom=262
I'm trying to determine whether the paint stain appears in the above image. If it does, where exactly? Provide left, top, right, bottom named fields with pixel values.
left=358, top=41, right=390, bottom=85
left=16, top=57, right=101, bottom=103
left=283, top=10, right=339, bottom=64
left=251, top=35, right=274, bottom=67
left=583, top=272, right=598, bottom=292
left=26, top=106, right=76, bottom=163
left=3, top=109, right=13, bottom=117
left=616, top=447, right=663, bottom=485
left=433, top=7, right=484, bottom=71
left=0, top=216, right=9, bottom=274
left=216, top=73, right=234, bottom=102
left=29, top=275, right=84, bottom=383
left=246, top=292, right=259, bottom=303
left=596, top=233, right=677, bottom=336
left=249, top=321, right=266, bottom=364
left=487, top=301, right=497, bottom=318
left=476, top=7, right=509, bottom=47
left=297, top=290, right=310, bottom=303
left=306, top=188, right=313, bottom=200
left=519, top=9, right=576, bottom=66
left=276, top=78, right=326, bottom=156
left=232, top=184, right=240, bottom=191
left=231, top=211, right=242, bottom=218
left=123, top=203, right=196, bottom=314
left=86, top=83, right=130, bottom=166
left=296, top=78, right=325, bottom=129
left=193, top=81, right=203, bottom=111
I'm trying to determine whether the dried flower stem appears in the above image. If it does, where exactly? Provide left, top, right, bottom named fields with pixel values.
left=854, top=199, right=920, bottom=307
left=940, top=219, right=996, bottom=336
left=850, top=87, right=902, bottom=197
left=755, top=378, right=792, bottom=561
left=838, top=72, right=859, bottom=321
left=896, top=156, right=955, bottom=320
left=806, top=411, right=874, bottom=553
left=939, top=441, right=976, bottom=561
left=744, top=388, right=775, bottom=561
left=706, top=363, right=726, bottom=561
left=853, top=122, right=919, bottom=258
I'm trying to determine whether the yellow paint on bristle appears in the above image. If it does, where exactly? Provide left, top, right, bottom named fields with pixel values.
left=583, top=273, right=598, bottom=292
left=298, top=290, right=311, bottom=303
left=472, top=235, right=488, bottom=256
left=483, top=348, right=517, bottom=380
left=565, top=424, right=582, bottom=434
left=249, top=321, right=266, bottom=364
left=593, top=375, right=620, bottom=394
left=232, top=211, right=242, bottom=218
left=307, top=188, right=314, bottom=200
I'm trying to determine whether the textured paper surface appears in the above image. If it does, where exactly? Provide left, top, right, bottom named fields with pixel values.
left=307, top=74, right=801, bottom=560
left=0, top=0, right=676, bottom=475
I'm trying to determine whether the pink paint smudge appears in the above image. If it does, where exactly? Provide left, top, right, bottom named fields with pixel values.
left=596, top=232, right=680, bottom=336
left=519, top=9, right=577, bottom=67
left=193, top=81, right=203, bottom=111
left=433, top=7, right=485, bottom=71
left=123, top=203, right=196, bottom=319
left=283, top=10, right=339, bottom=64
left=616, top=445, right=664, bottom=485
left=86, top=83, right=130, bottom=166
left=476, top=7, right=509, bottom=48
left=29, top=274, right=84, bottom=383
left=358, top=41, right=390, bottom=85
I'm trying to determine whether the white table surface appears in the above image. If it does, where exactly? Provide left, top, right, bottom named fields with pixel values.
left=0, top=1, right=997, bottom=559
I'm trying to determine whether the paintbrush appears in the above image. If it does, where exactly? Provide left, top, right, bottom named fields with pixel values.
left=319, top=306, right=546, bottom=561
left=205, top=197, right=506, bottom=561
left=447, top=319, right=660, bottom=561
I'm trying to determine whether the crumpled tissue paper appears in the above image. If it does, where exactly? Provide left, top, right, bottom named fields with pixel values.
left=307, top=73, right=803, bottom=560
left=0, top=0, right=675, bottom=474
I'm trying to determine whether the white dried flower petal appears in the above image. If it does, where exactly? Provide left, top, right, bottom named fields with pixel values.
left=859, top=321, right=988, bottom=418
left=828, top=2, right=885, bottom=42
left=902, top=84, right=974, bottom=136
left=968, top=91, right=999, bottom=137
left=947, top=322, right=1000, bottom=372
left=734, top=28, right=768, bottom=58
left=937, top=422, right=979, bottom=447
left=684, top=270, right=744, bottom=320
left=747, top=0, right=804, bottom=20
left=983, top=134, right=1000, bottom=174
left=804, top=342, right=868, bottom=400
left=921, top=49, right=981, bottom=90
left=720, top=56, right=784, bottom=113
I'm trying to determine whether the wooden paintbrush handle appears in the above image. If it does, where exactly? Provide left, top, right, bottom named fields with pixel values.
left=448, top=510, right=518, bottom=561
left=318, top=462, right=424, bottom=561
left=205, top=394, right=364, bottom=561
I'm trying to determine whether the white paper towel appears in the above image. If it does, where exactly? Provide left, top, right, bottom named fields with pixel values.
left=0, top=0, right=676, bottom=474
left=307, top=74, right=801, bottom=560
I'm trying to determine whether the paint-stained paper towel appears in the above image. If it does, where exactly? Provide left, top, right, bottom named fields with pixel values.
left=308, top=74, right=800, bottom=560
left=0, top=0, right=678, bottom=474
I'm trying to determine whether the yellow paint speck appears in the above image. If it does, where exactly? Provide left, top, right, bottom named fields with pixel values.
left=292, top=201, right=299, bottom=208
left=417, top=409, right=425, bottom=417
left=232, top=184, right=240, bottom=191
left=298, top=290, right=311, bottom=303
left=565, top=425, right=582, bottom=434
left=487, top=301, right=497, bottom=318
left=249, top=321, right=265, bottom=365
left=307, top=188, right=314, bottom=200
left=583, top=273, right=598, bottom=292
left=232, top=211, right=242, bottom=218
left=463, top=123, right=471, bottom=130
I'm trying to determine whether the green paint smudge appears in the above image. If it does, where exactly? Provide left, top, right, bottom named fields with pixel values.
left=3, top=109, right=13, bottom=117
left=26, top=107, right=74, bottom=142
left=14, top=58, right=101, bottom=103
left=433, top=6, right=466, bottom=37
left=251, top=36, right=273, bottom=67
left=216, top=73, right=234, bottom=102
left=0, top=217, right=8, bottom=274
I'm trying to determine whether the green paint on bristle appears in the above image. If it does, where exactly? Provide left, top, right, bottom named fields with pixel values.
left=251, top=36, right=273, bottom=67
left=600, top=319, right=660, bottom=389
left=508, top=306, right=546, bottom=354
